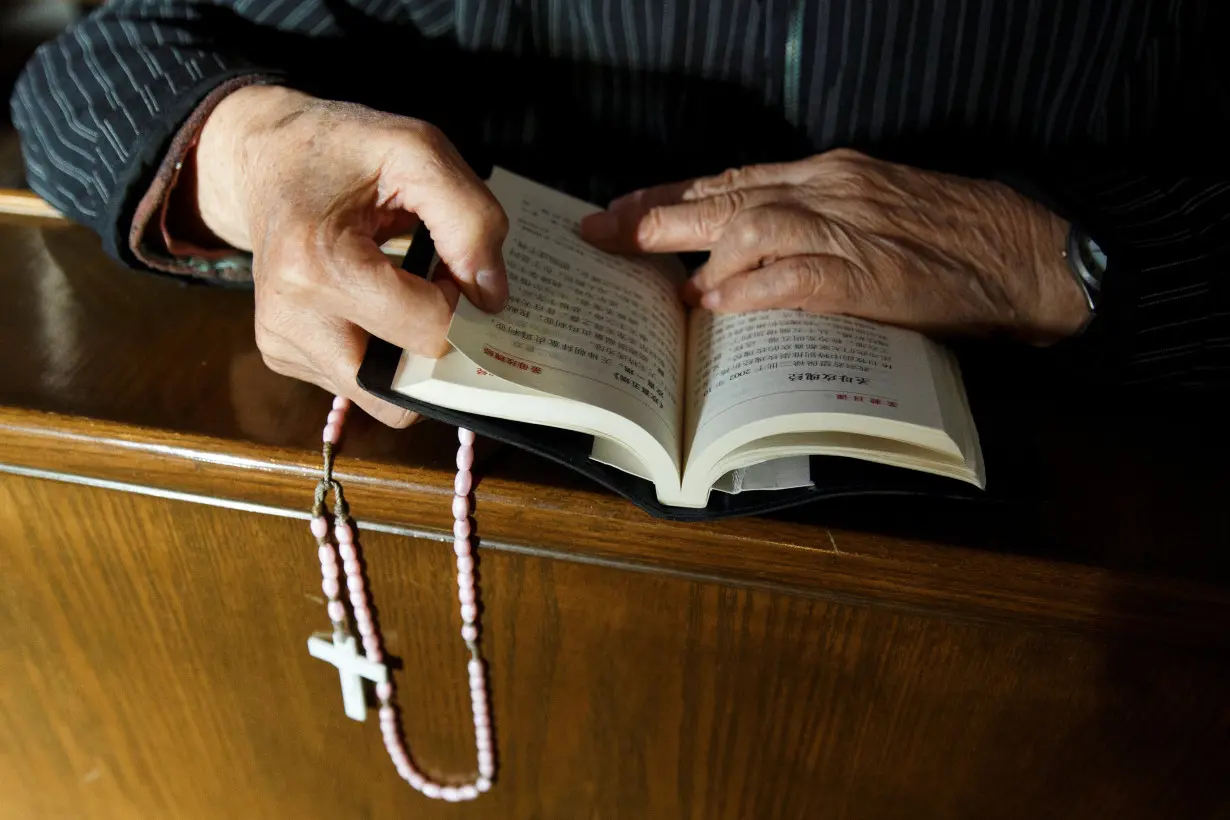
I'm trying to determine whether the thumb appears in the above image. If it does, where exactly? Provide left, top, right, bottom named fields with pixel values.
left=383, top=128, right=510, bottom=313
left=419, top=194, right=510, bottom=315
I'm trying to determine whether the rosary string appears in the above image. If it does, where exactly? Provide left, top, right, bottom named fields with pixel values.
left=309, top=396, right=496, bottom=801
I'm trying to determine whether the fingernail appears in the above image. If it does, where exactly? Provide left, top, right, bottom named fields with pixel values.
left=476, top=268, right=508, bottom=312
left=580, top=212, right=619, bottom=241
left=701, top=290, right=722, bottom=309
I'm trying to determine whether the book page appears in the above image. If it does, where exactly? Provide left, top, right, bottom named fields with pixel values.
left=447, top=169, right=688, bottom=467
left=711, top=457, right=814, bottom=494
left=685, top=310, right=947, bottom=464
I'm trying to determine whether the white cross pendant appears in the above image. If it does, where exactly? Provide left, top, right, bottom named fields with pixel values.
left=307, top=632, right=389, bottom=721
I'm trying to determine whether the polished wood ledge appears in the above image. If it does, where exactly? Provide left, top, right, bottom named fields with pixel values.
left=3, top=212, right=1228, bottom=638
left=3, top=208, right=1230, bottom=818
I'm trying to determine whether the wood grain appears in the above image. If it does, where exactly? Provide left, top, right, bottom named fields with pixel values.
left=3, top=408, right=1229, bottom=648
left=3, top=474, right=1228, bottom=820
left=0, top=187, right=62, bottom=219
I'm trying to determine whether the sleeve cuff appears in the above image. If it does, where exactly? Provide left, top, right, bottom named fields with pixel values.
left=127, top=73, right=278, bottom=284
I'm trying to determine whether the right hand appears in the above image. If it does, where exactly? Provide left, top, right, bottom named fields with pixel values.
left=191, top=85, right=509, bottom=426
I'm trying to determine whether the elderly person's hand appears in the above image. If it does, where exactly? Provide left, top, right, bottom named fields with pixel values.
left=581, top=149, right=1088, bottom=344
left=188, top=85, right=508, bottom=426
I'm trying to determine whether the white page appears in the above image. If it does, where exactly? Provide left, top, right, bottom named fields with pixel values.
left=447, top=168, right=688, bottom=470
left=711, top=457, right=814, bottom=495
left=589, top=439, right=812, bottom=494
left=685, top=310, right=947, bottom=464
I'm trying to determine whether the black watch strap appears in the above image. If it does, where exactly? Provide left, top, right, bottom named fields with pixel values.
left=1065, top=224, right=1106, bottom=316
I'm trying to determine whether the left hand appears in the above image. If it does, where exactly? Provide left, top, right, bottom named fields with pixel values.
left=580, top=149, right=1089, bottom=344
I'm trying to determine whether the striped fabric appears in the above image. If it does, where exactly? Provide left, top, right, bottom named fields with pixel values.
left=9, top=0, right=1229, bottom=387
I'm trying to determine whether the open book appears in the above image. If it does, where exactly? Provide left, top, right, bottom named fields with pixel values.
left=381, top=168, right=983, bottom=509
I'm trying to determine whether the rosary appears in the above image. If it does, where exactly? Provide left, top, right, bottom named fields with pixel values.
left=305, top=396, right=495, bottom=802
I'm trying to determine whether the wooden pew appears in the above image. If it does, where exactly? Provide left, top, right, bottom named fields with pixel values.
left=2, top=194, right=1229, bottom=818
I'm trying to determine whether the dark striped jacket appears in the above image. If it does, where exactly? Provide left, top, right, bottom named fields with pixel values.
left=10, top=0, right=1230, bottom=387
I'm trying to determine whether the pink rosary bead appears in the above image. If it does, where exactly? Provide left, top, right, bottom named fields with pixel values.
left=310, top=404, right=494, bottom=802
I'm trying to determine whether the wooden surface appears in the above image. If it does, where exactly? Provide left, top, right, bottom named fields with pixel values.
left=2, top=208, right=1230, bottom=817
left=5, top=475, right=1230, bottom=820
left=0, top=187, right=62, bottom=219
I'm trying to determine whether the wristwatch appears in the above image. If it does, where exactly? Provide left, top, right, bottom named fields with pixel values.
left=1065, top=224, right=1107, bottom=319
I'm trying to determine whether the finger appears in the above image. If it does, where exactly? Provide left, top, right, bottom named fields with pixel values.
left=605, top=157, right=824, bottom=214
left=678, top=160, right=823, bottom=201
left=353, top=400, right=422, bottom=429
left=689, top=205, right=836, bottom=293
left=605, top=150, right=867, bottom=217
left=303, top=319, right=422, bottom=428
left=260, top=331, right=420, bottom=428
left=605, top=179, right=697, bottom=213
left=582, top=186, right=799, bottom=254
left=380, top=124, right=509, bottom=312
left=435, top=274, right=462, bottom=314
left=373, top=210, right=420, bottom=245
left=334, top=362, right=422, bottom=430
left=700, top=255, right=863, bottom=314
left=259, top=350, right=322, bottom=385
left=329, top=230, right=455, bottom=359
left=429, top=262, right=465, bottom=314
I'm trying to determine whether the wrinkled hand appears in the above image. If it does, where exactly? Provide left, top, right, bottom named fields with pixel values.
left=190, top=85, right=509, bottom=426
left=581, top=149, right=1088, bottom=343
